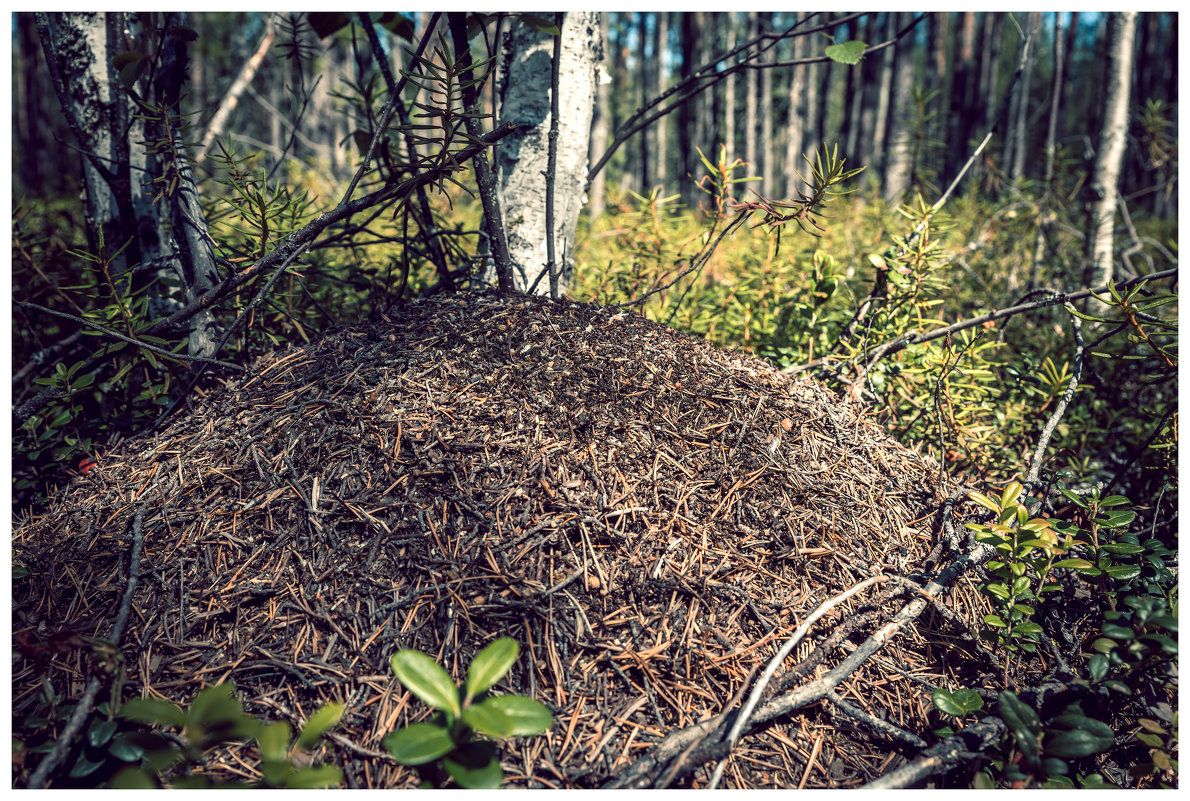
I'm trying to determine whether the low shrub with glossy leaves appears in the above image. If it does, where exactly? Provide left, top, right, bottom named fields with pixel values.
left=383, top=637, right=554, bottom=788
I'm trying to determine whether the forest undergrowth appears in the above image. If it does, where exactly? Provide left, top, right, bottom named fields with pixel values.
left=12, top=146, right=1178, bottom=787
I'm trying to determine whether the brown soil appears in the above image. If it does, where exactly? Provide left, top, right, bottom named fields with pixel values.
left=13, top=291, right=992, bottom=788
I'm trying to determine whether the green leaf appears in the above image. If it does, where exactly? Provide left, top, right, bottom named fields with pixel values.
left=463, top=700, right=513, bottom=739
left=967, top=490, right=1000, bottom=513
left=106, top=732, right=147, bottom=763
left=1097, top=495, right=1131, bottom=507
left=286, top=764, right=344, bottom=789
left=466, top=637, right=519, bottom=702
left=377, top=12, right=415, bottom=41
left=383, top=723, right=456, bottom=766
left=1053, top=558, right=1094, bottom=569
left=951, top=689, right=984, bottom=714
left=1057, top=487, right=1088, bottom=509
left=1103, top=564, right=1141, bottom=581
left=517, top=13, right=560, bottom=36
left=931, top=689, right=981, bottom=717
left=306, top=12, right=352, bottom=39
left=999, top=481, right=1024, bottom=509
left=1092, top=637, right=1119, bottom=654
left=1045, top=724, right=1114, bottom=758
left=1088, top=653, right=1109, bottom=682
left=112, top=766, right=158, bottom=788
left=257, top=720, right=291, bottom=763
left=1042, top=757, right=1069, bottom=776
left=1137, top=718, right=1167, bottom=734
left=88, top=717, right=118, bottom=747
left=296, top=702, right=344, bottom=749
left=391, top=650, right=462, bottom=719
left=113, top=51, right=149, bottom=88
left=121, top=697, right=185, bottom=728
left=998, top=691, right=1041, bottom=766
left=477, top=694, right=553, bottom=736
left=984, top=613, right=1007, bottom=628
left=1136, top=733, right=1165, bottom=748
left=68, top=752, right=106, bottom=778
left=1094, top=540, right=1142, bottom=552
left=824, top=40, right=867, bottom=65
left=1096, top=509, right=1136, bottom=529
left=442, top=741, right=503, bottom=789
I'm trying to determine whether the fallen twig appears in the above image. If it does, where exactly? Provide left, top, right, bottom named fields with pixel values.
left=26, top=507, right=147, bottom=789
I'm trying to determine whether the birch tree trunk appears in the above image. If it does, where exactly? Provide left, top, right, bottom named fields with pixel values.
left=586, top=12, right=611, bottom=220
left=1082, top=11, right=1137, bottom=291
left=654, top=12, right=668, bottom=190
left=759, top=13, right=774, bottom=193
left=493, top=11, right=600, bottom=295
left=36, top=12, right=141, bottom=279
left=37, top=11, right=220, bottom=360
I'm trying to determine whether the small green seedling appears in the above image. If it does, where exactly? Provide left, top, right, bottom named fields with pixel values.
left=384, top=637, right=554, bottom=788
left=113, top=682, right=343, bottom=788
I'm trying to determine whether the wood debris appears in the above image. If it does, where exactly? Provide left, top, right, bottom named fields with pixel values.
left=13, top=291, right=991, bottom=788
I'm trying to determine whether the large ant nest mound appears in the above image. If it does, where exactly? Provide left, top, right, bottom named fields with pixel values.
left=14, top=291, right=989, bottom=788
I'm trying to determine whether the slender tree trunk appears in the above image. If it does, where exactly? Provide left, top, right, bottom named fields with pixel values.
left=805, top=42, right=824, bottom=162
left=493, top=11, right=600, bottom=295
left=783, top=14, right=807, bottom=197
left=587, top=12, right=611, bottom=219
left=871, top=12, right=895, bottom=177
left=743, top=12, right=758, bottom=198
left=1006, top=12, right=1040, bottom=183
left=844, top=17, right=866, bottom=168
left=855, top=12, right=880, bottom=173
left=611, top=16, right=631, bottom=194
left=1082, top=12, right=1137, bottom=291
left=724, top=13, right=736, bottom=161
left=929, top=12, right=952, bottom=182
left=884, top=13, right=916, bottom=204
left=949, top=11, right=977, bottom=181
left=1029, top=11, right=1066, bottom=290
left=974, top=13, right=1002, bottom=185
left=759, top=12, right=774, bottom=193
left=637, top=12, right=651, bottom=191
left=654, top=11, right=668, bottom=190
left=196, top=14, right=277, bottom=163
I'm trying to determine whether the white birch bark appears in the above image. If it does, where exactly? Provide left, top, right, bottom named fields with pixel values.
left=493, top=12, right=600, bottom=295
left=1083, top=12, right=1137, bottom=291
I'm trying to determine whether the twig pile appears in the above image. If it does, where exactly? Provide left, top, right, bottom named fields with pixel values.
left=14, top=291, right=993, bottom=788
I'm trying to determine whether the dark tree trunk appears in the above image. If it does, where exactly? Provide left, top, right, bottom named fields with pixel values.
left=654, top=11, right=668, bottom=190
left=637, top=12, right=651, bottom=191
left=724, top=12, right=736, bottom=162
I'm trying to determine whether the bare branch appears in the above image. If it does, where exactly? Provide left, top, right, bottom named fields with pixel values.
left=13, top=299, right=245, bottom=372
